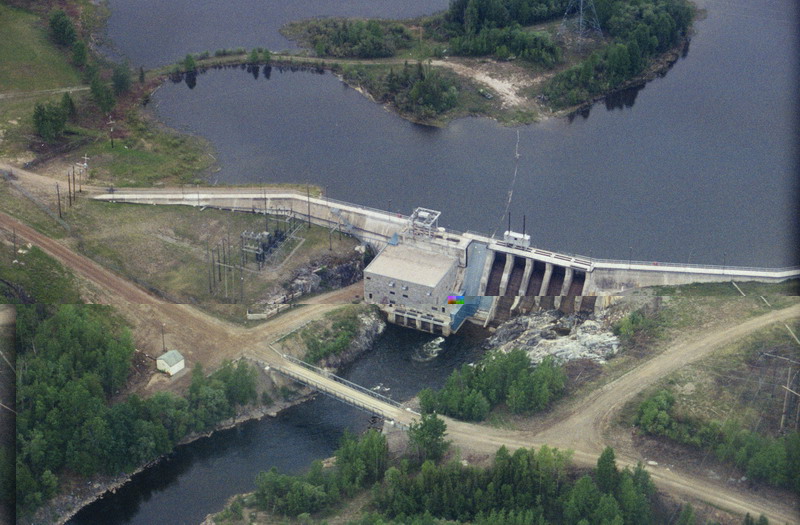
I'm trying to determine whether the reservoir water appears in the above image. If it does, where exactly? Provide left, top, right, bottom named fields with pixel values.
left=138, top=0, right=797, bottom=267
left=68, top=326, right=486, bottom=525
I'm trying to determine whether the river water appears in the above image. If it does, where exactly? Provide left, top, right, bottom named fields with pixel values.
left=70, top=1, right=798, bottom=523
left=68, top=325, right=486, bottom=525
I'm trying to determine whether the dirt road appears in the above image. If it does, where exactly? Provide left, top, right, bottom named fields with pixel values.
left=0, top=210, right=354, bottom=389
left=0, top=86, right=89, bottom=100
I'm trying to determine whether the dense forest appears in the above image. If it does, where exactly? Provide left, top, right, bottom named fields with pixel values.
left=637, top=390, right=800, bottom=494
left=15, top=304, right=259, bottom=516
left=543, top=0, right=693, bottom=107
left=428, top=0, right=567, bottom=66
left=226, top=418, right=692, bottom=525
left=418, top=349, right=566, bottom=421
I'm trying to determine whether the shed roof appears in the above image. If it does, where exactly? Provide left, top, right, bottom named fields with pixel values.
left=157, top=349, right=184, bottom=366
left=365, top=243, right=456, bottom=288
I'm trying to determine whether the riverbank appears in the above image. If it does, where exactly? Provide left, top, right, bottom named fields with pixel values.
left=28, top=307, right=386, bottom=525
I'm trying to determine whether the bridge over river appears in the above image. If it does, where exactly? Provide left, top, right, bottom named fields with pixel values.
left=245, top=344, right=418, bottom=429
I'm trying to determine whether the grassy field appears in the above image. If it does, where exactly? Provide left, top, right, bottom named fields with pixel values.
left=64, top=200, right=359, bottom=317
left=0, top=3, right=86, bottom=160
left=0, top=240, right=82, bottom=303
left=545, top=292, right=800, bottom=432
left=0, top=180, right=68, bottom=240
left=620, top=318, right=800, bottom=436
left=76, top=109, right=217, bottom=187
left=0, top=4, right=83, bottom=93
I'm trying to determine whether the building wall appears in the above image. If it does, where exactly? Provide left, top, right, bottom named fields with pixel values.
left=157, top=359, right=185, bottom=376
left=364, top=257, right=458, bottom=309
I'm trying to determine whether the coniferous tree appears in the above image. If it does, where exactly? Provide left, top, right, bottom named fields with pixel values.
left=49, top=10, right=76, bottom=47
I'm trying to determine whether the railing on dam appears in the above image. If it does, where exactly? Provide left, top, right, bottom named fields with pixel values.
left=591, top=258, right=800, bottom=277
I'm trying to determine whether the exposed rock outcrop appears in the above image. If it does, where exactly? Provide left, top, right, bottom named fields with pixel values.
left=486, top=310, right=619, bottom=364
left=319, top=307, right=385, bottom=370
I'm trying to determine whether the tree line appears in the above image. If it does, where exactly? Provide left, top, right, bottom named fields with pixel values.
left=15, top=304, right=258, bottom=516
left=238, top=414, right=677, bottom=525
left=291, top=19, right=414, bottom=59
left=637, top=390, right=800, bottom=494
left=418, top=349, right=566, bottom=421
left=443, top=0, right=570, bottom=33
left=342, top=62, right=459, bottom=121
left=33, top=9, right=136, bottom=143
left=426, top=0, right=567, bottom=65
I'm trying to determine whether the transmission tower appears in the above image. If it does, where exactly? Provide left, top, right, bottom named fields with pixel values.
left=559, top=0, right=602, bottom=40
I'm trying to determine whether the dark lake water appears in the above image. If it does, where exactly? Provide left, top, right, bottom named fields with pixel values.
left=138, top=0, right=799, bottom=267
left=68, top=325, right=486, bottom=525
left=105, top=0, right=449, bottom=68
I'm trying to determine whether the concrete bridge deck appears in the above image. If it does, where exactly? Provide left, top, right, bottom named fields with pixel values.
left=245, top=346, right=417, bottom=428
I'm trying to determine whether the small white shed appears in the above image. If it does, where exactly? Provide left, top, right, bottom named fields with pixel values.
left=156, top=349, right=185, bottom=376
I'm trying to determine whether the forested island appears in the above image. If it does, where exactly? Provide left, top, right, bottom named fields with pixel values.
left=279, top=0, right=694, bottom=123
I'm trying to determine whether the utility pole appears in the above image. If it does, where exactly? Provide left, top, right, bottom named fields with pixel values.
left=67, top=172, right=72, bottom=207
left=107, top=117, right=116, bottom=148
left=71, top=166, right=76, bottom=202
left=161, top=323, right=166, bottom=352
left=207, top=241, right=212, bottom=294
left=306, top=184, right=311, bottom=229
left=216, top=245, right=222, bottom=282
left=55, top=184, right=62, bottom=218
left=780, top=368, right=795, bottom=430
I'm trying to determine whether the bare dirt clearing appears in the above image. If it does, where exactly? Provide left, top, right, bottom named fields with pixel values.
left=431, top=58, right=550, bottom=110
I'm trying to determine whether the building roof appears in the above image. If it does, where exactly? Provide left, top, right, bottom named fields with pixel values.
left=365, top=243, right=457, bottom=288
left=157, top=349, right=184, bottom=367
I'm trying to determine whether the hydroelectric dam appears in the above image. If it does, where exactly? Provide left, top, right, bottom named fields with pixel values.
left=94, top=187, right=799, bottom=335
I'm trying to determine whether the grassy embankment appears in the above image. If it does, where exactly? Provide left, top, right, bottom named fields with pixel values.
left=621, top=319, right=800, bottom=434
left=617, top=316, right=800, bottom=496
left=0, top=2, right=216, bottom=186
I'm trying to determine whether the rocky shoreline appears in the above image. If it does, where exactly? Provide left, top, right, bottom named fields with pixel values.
left=29, top=307, right=386, bottom=525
